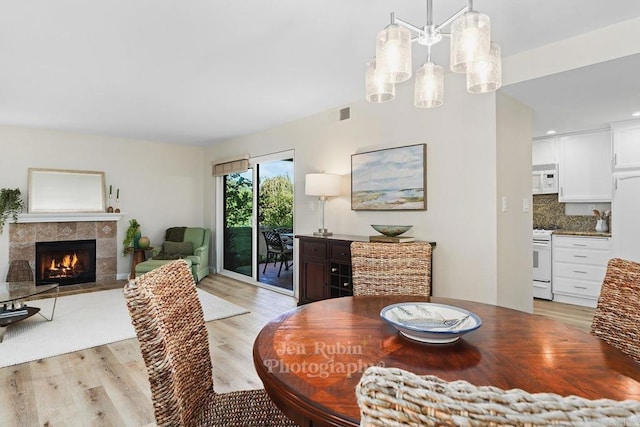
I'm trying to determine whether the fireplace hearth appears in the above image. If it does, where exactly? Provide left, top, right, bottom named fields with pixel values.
left=36, top=239, right=97, bottom=285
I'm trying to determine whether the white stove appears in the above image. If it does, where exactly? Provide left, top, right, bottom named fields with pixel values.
left=533, top=227, right=555, bottom=300
left=533, top=229, right=554, bottom=241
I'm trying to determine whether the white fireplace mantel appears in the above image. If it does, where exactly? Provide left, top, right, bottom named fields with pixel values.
left=17, top=212, right=124, bottom=223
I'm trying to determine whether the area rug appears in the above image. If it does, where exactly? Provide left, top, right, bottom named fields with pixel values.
left=0, top=288, right=249, bottom=368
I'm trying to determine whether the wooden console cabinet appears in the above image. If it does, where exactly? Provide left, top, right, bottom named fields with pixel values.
left=296, top=234, right=361, bottom=304
left=296, top=234, right=435, bottom=305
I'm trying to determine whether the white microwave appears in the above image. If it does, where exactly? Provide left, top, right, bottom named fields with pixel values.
left=532, top=164, right=558, bottom=194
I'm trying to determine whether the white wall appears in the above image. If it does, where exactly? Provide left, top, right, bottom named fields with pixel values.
left=205, top=73, right=533, bottom=310
left=0, top=126, right=205, bottom=278
left=496, top=92, right=534, bottom=312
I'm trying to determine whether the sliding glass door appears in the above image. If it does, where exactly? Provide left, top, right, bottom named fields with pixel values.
left=256, top=159, right=294, bottom=291
left=219, top=151, right=294, bottom=293
left=222, top=170, right=253, bottom=276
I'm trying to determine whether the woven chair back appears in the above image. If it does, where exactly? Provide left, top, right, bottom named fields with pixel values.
left=357, top=366, right=640, bottom=426
left=124, top=259, right=213, bottom=426
left=350, top=242, right=431, bottom=296
left=591, top=257, right=640, bottom=363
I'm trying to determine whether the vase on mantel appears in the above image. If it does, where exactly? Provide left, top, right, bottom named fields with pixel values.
left=595, top=219, right=608, bottom=233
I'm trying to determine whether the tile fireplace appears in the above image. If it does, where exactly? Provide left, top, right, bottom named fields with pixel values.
left=8, top=219, right=118, bottom=284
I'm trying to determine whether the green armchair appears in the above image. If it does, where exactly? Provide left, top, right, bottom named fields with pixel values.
left=135, top=227, right=211, bottom=282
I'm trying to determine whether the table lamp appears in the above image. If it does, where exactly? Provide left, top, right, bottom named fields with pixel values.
left=305, top=173, right=341, bottom=236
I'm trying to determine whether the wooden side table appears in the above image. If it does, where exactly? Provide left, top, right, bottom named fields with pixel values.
left=127, top=247, right=153, bottom=280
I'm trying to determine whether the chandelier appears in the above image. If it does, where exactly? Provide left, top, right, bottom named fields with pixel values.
left=366, top=0, right=502, bottom=108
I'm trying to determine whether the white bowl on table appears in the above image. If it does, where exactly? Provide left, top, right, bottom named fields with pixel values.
left=380, top=302, right=482, bottom=344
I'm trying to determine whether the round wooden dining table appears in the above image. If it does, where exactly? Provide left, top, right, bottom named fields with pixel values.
left=253, top=295, right=640, bottom=427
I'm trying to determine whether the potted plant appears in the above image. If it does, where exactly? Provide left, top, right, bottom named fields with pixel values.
left=0, top=188, right=25, bottom=234
left=122, top=218, right=141, bottom=255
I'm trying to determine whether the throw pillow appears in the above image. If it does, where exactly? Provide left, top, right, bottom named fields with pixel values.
left=164, top=241, right=194, bottom=257
left=165, top=227, right=187, bottom=242
left=152, top=253, right=183, bottom=260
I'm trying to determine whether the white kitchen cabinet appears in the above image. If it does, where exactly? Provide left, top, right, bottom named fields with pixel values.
left=612, top=173, right=640, bottom=262
left=558, top=130, right=612, bottom=202
left=532, top=137, right=558, bottom=165
left=612, top=119, right=640, bottom=171
left=552, top=235, right=612, bottom=308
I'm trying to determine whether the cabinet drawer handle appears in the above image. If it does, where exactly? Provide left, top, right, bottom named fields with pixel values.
left=340, top=252, right=346, bottom=256
left=573, top=286, right=588, bottom=290
left=573, top=255, right=587, bottom=258
left=573, top=270, right=587, bottom=274
left=572, top=244, right=587, bottom=247
left=331, top=268, right=337, bottom=272
left=343, top=282, right=349, bottom=287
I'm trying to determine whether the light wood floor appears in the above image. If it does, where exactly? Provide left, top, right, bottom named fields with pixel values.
left=533, top=298, right=595, bottom=333
left=0, top=277, right=594, bottom=426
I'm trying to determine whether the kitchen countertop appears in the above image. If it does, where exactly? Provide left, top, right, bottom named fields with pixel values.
left=552, top=230, right=612, bottom=238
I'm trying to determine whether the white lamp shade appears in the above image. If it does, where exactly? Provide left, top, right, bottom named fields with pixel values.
left=450, top=11, right=490, bottom=74
left=365, top=58, right=395, bottom=103
left=305, top=173, right=341, bottom=197
left=375, top=24, right=412, bottom=83
left=467, top=42, right=502, bottom=93
left=414, top=62, right=444, bottom=108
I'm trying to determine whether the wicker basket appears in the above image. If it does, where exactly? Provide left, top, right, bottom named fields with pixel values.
left=6, top=260, right=34, bottom=282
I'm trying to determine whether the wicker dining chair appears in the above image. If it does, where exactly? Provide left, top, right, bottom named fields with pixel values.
left=350, top=242, right=432, bottom=296
left=356, top=366, right=640, bottom=426
left=590, top=257, right=640, bottom=364
left=124, top=259, right=295, bottom=427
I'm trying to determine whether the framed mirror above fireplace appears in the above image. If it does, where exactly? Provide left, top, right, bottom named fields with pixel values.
left=28, top=168, right=106, bottom=213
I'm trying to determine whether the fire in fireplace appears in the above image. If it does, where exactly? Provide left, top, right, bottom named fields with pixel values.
left=35, top=240, right=97, bottom=285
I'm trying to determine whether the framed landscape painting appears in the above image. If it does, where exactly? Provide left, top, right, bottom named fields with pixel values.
left=351, top=143, right=426, bottom=211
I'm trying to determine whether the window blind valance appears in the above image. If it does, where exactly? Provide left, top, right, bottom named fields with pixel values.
left=212, top=158, right=249, bottom=177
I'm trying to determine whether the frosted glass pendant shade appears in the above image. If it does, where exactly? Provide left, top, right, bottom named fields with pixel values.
left=450, top=11, right=490, bottom=74
left=467, top=42, right=502, bottom=93
left=414, top=62, right=443, bottom=108
left=376, top=24, right=412, bottom=83
left=365, top=59, right=395, bottom=103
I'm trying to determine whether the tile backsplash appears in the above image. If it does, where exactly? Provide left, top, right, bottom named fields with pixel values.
left=533, top=194, right=609, bottom=231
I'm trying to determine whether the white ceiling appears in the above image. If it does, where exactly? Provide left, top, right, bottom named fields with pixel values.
left=0, top=1, right=639, bottom=146
left=501, top=53, right=640, bottom=138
